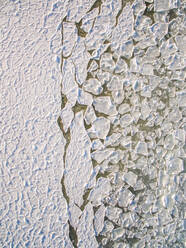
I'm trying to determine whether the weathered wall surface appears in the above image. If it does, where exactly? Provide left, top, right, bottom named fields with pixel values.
left=0, top=0, right=185, bottom=247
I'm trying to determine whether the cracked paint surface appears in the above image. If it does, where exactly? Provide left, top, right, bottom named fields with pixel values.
left=1, top=0, right=186, bottom=247
left=60, top=0, right=185, bottom=247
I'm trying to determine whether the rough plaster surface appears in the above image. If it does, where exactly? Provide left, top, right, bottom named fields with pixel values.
left=0, top=0, right=72, bottom=247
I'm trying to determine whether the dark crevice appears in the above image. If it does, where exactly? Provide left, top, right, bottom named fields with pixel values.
left=86, top=71, right=94, bottom=80
left=75, top=20, right=88, bottom=38
left=105, top=46, right=114, bottom=54
left=115, top=0, right=125, bottom=27
left=96, top=171, right=111, bottom=180
left=68, top=220, right=78, bottom=248
left=57, top=116, right=71, bottom=206
left=87, top=59, right=94, bottom=70
left=84, top=120, right=92, bottom=130
left=72, top=103, right=87, bottom=114
left=88, top=49, right=95, bottom=55
left=87, top=0, right=102, bottom=15
left=59, top=18, right=77, bottom=247
left=168, top=9, right=178, bottom=22
left=92, top=159, right=99, bottom=168
left=80, top=188, right=92, bottom=211
left=103, top=240, right=114, bottom=248
left=61, top=175, right=69, bottom=204
left=103, top=39, right=110, bottom=44
left=144, top=2, right=155, bottom=24
left=60, top=93, right=67, bottom=109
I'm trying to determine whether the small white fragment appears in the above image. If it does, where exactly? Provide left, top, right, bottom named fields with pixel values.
left=141, top=99, right=151, bottom=120
left=120, top=39, right=134, bottom=59
left=105, top=206, right=122, bottom=223
left=107, top=76, right=123, bottom=91
left=160, top=38, right=178, bottom=58
left=123, top=172, right=138, bottom=187
left=97, top=71, right=111, bottom=85
left=132, top=79, right=142, bottom=92
left=169, top=108, right=182, bottom=124
left=83, top=78, right=103, bottom=95
left=72, top=40, right=90, bottom=85
left=108, top=114, right=120, bottom=126
left=167, top=54, right=185, bottom=70
left=145, top=0, right=153, bottom=3
left=111, top=227, right=125, bottom=241
left=154, top=0, right=170, bottom=11
left=171, top=70, right=186, bottom=81
left=149, top=75, right=161, bottom=90
left=88, top=60, right=98, bottom=72
left=135, top=141, right=148, bottom=156
left=120, top=212, right=138, bottom=228
left=60, top=103, right=74, bottom=132
left=134, top=179, right=145, bottom=191
left=94, top=205, right=106, bottom=235
left=140, top=63, right=154, bottom=75
left=100, top=220, right=114, bottom=236
left=120, top=114, right=133, bottom=127
left=166, top=157, right=183, bottom=175
left=109, top=150, right=123, bottom=164
left=68, top=203, right=82, bottom=229
left=90, top=117, right=110, bottom=139
left=130, top=57, right=140, bottom=73
left=62, top=60, right=78, bottom=105
left=135, top=15, right=152, bottom=31
left=150, top=22, right=168, bottom=41
left=115, top=58, right=128, bottom=74
left=112, top=90, right=125, bottom=105
left=86, top=166, right=100, bottom=189
left=93, top=96, right=117, bottom=116
left=164, top=134, right=175, bottom=150
left=146, top=46, right=160, bottom=59
left=118, top=103, right=130, bottom=115
left=81, top=7, right=99, bottom=33
left=176, top=91, right=186, bottom=107
left=141, top=85, right=152, bottom=98
left=118, top=188, right=134, bottom=208
left=89, top=177, right=111, bottom=206
left=174, top=129, right=185, bottom=145
left=91, top=148, right=115, bottom=163
left=132, top=0, right=146, bottom=16
left=77, top=88, right=93, bottom=106
left=92, top=139, right=104, bottom=151
left=84, top=106, right=96, bottom=125
left=104, top=133, right=121, bottom=146
left=175, top=35, right=186, bottom=55
left=100, top=53, right=115, bottom=73
left=120, top=136, right=132, bottom=150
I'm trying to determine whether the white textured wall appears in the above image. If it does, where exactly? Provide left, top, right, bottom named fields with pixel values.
left=0, top=1, right=72, bottom=247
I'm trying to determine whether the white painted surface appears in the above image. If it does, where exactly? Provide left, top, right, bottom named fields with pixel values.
left=0, top=1, right=72, bottom=247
